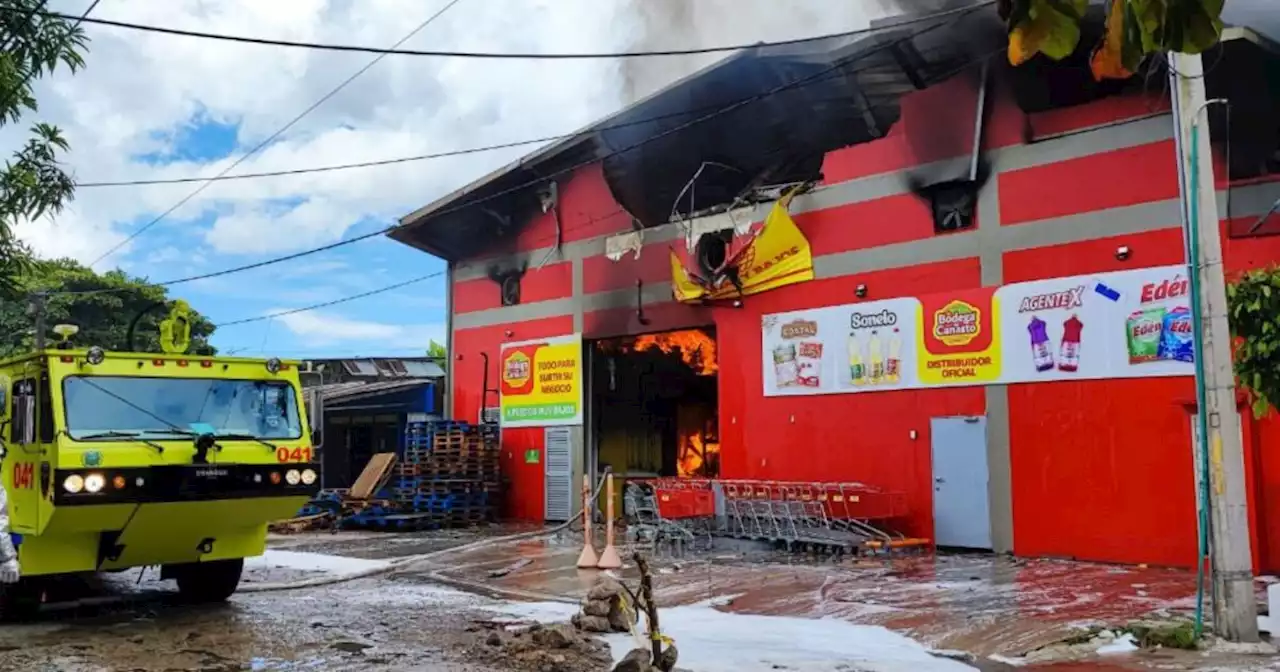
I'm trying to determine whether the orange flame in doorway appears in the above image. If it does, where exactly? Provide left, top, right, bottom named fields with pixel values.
left=678, top=430, right=720, bottom=478
left=631, top=329, right=718, bottom=376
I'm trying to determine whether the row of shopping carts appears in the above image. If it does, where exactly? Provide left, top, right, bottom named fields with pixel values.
left=622, top=478, right=930, bottom=556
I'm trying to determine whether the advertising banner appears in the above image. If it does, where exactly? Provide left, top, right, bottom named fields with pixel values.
left=499, top=334, right=584, bottom=427
left=917, top=287, right=1002, bottom=385
left=671, top=197, right=815, bottom=303
left=997, top=265, right=1194, bottom=382
left=763, top=297, right=919, bottom=396
left=761, top=265, right=1194, bottom=397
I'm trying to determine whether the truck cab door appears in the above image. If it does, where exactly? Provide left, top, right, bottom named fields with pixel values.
left=4, top=378, right=44, bottom=535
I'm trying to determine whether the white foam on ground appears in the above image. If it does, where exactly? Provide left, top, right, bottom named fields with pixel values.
left=245, top=550, right=391, bottom=574
left=1096, top=633, right=1138, bottom=655
left=493, top=601, right=974, bottom=671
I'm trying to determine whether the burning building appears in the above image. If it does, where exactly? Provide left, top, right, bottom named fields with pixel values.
left=390, top=3, right=1280, bottom=573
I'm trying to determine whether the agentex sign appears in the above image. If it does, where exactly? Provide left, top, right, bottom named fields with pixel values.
left=499, top=334, right=584, bottom=427
left=761, top=265, right=1195, bottom=397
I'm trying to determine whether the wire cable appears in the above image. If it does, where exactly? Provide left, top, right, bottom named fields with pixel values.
left=24, top=4, right=986, bottom=60
left=85, top=0, right=465, bottom=267
left=213, top=51, right=1008, bottom=331
left=75, top=58, right=920, bottom=188
left=215, top=270, right=443, bottom=327
left=53, top=1, right=994, bottom=298
left=77, top=87, right=857, bottom=188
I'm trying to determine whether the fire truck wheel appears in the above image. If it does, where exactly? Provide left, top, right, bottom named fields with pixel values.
left=0, top=579, right=43, bottom=621
left=173, top=558, right=244, bottom=603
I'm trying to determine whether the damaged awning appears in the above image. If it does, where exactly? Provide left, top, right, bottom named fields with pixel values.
left=391, top=2, right=1280, bottom=262
left=669, top=189, right=814, bottom=303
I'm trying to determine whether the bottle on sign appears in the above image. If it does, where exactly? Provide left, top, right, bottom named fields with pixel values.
left=846, top=332, right=865, bottom=386
left=1058, top=314, right=1083, bottom=372
left=1028, top=316, right=1054, bottom=372
left=867, top=330, right=884, bottom=384
left=886, top=327, right=902, bottom=383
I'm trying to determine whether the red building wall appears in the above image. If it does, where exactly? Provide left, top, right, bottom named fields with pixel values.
left=443, top=78, right=1280, bottom=572
left=715, top=260, right=988, bottom=539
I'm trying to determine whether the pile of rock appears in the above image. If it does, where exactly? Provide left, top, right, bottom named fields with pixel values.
left=475, top=622, right=612, bottom=672
left=571, top=576, right=635, bottom=634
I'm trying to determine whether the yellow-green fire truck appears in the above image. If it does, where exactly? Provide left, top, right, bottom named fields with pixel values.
left=0, top=303, right=322, bottom=617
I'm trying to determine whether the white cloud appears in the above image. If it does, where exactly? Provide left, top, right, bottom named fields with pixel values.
left=272, top=310, right=444, bottom=350
left=7, top=0, right=887, bottom=269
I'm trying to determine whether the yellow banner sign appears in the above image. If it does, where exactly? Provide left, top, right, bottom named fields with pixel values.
left=671, top=196, right=814, bottom=303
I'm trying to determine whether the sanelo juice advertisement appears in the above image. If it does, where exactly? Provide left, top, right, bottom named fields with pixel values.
left=499, top=334, right=584, bottom=427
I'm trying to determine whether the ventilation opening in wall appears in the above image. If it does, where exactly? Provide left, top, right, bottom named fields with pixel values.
left=590, top=327, right=720, bottom=496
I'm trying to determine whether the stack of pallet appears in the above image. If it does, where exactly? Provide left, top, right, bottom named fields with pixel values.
left=386, top=420, right=502, bottom=530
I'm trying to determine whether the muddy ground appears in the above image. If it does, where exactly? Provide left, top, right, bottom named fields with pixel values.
left=0, top=529, right=1273, bottom=672
left=0, top=529, right=578, bottom=672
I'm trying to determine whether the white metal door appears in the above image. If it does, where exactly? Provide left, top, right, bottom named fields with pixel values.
left=930, top=416, right=993, bottom=550
left=544, top=427, right=573, bottom=522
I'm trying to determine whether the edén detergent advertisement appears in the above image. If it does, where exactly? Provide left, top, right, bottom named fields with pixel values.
left=760, top=265, right=1195, bottom=397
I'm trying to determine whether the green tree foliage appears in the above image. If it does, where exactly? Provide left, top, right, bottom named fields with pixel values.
left=1000, top=0, right=1225, bottom=80
left=0, top=2, right=90, bottom=296
left=0, top=258, right=217, bottom=357
left=1226, top=268, right=1280, bottom=418
left=427, top=339, right=447, bottom=358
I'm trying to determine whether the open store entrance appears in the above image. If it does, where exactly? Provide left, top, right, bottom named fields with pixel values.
left=589, top=328, right=720, bottom=511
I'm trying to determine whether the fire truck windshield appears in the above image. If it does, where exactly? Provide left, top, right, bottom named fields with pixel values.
left=62, top=376, right=303, bottom=441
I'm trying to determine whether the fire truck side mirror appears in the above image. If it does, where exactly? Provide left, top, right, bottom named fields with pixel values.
left=14, top=394, right=34, bottom=446
left=305, top=390, right=324, bottom=449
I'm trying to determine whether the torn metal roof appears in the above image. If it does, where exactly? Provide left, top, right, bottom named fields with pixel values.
left=390, top=1, right=1003, bottom=261
left=389, top=1, right=1280, bottom=262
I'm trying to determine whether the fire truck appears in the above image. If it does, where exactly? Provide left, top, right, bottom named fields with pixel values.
left=0, top=302, right=323, bottom=617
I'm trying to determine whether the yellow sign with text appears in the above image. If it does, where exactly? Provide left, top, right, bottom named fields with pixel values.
left=671, top=195, right=814, bottom=303
left=499, top=334, right=584, bottom=427
left=916, top=289, right=1003, bottom=385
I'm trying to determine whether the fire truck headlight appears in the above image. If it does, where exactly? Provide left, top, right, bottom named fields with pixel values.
left=86, top=346, right=106, bottom=365
left=300, top=469, right=317, bottom=486
left=265, top=357, right=282, bottom=374
left=63, top=474, right=85, bottom=494
left=84, top=473, right=106, bottom=493
left=285, top=469, right=301, bottom=486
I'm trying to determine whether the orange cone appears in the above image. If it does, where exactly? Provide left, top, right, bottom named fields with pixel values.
left=596, top=473, right=623, bottom=569
left=576, top=474, right=599, bottom=569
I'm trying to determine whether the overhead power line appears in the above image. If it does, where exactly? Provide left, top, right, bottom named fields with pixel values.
left=217, top=66, right=1008, bottom=328
left=84, top=0, right=465, bottom=267
left=76, top=74, right=869, bottom=188
left=51, top=1, right=994, bottom=299
left=22, top=5, right=981, bottom=60
left=215, top=270, right=443, bottom=327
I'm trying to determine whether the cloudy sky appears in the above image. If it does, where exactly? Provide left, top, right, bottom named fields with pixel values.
left=5, top=0, right=889, bottom=359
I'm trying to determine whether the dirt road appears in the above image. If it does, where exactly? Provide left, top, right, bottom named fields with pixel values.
left=0, top=576, right=510, bottom=671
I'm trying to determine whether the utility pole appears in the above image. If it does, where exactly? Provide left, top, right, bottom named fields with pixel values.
left=1169, top=51, right=1259, bottom=642
left=28, top=292, right=45, bottom=351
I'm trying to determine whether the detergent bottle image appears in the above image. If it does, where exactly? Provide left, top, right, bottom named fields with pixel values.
left=1059, top=314, right=1083, bottom=372
left=1028, top=316, right=1054, bottom=372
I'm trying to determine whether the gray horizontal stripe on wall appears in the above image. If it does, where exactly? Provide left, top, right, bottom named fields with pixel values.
left=451, top=186, right=1280, bottom=332
left=452, top=114, right=1176, bottom=282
